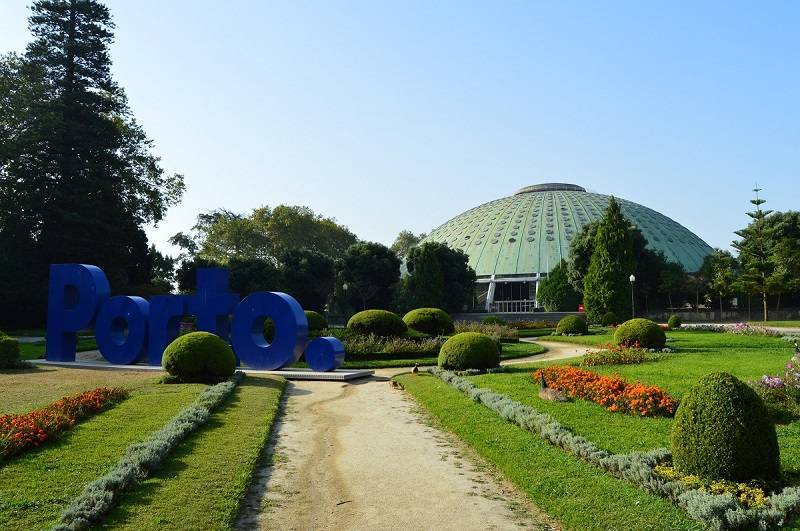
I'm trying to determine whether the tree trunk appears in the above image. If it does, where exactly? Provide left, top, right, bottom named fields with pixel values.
left=719, top=293, right=724, bottom=321
left=762, top=291, right=769, bottom=322
left=668, top=293, right=673, bottom=312
left=776, top=293, right=782, bottom=312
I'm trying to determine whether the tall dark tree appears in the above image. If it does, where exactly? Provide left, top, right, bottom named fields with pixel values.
left=701, top=249, right=738, bottom=318
left=583, top=198, right=636, bottom=322
left=0, top=1, right=184, bottom=326
left=280, top=249, right=336, bottom=312
left=658, top=261, right=687, bottom=310
left=403, top=241, right=476, bottom=313
left=338, top=242, right=400, bottom=311
left=733, top=188, right=774, bottom=321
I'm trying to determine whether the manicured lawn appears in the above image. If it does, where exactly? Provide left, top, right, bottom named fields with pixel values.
left=99, top=375, right=284, bottom=530
left=0, top=366, right=161, bottom=413
left=752, top=321, right=800, bottom=329
left=468, top=331, right=800, bottom=472
left=0, top=379, right=205, bottom=529
left=18, top=337, right=98, bottom=360
left=397, top=372, right=700, bottom=531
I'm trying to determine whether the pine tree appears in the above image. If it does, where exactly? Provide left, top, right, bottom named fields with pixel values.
left=537, top=260, right=581, bottom=312
left=582, top=197, right=635, bottom=322
left=733, top=187, right=774, bottom=322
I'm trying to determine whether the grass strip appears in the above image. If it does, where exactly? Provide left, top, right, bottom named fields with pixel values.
left=97, top=375, right=285, bottom=530
left=397, top=371, right=698, bottom=530
left=420, top=368, right=800, bottom=530
left=54, top=372, right=246, bottom=530
left=0, top=381, right=203, bottom=530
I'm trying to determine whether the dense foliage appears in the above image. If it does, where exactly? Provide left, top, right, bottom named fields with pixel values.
left=304, top=310, right=327, bottom=331
left=555, top=315, right=588, bottom=335
left=534, top=366, right=677, bottom=417
left=390, top=230, right=425, bottom=260
left=537, top=260, right=582, bottom=311
left=338, top=242, right=401, bottom=311
left=0, top=335, right=23, bottom=369
left=402, top=308, right=454, bottom=336
left=280, top=249, right=336, bottom=312
left=481, top=316, right=505, bottom=325
left=0, top=387, right=128, bottom=460
left=600, top=311, right=618, bottom=326
left=347, top=309, right=407, bottom=337
left=437, top=332, right=500, bottom=370
left=582, top=198, right=635, bottom=322
left=161, top=332, right=236, bottom=383
left=0, top=1, right=184, bottom=327
left=668, top=314, right=682, bottom=329
left=402, top=241, right=476, bottom=313
left=614, top=318, right=666, bottom=349
left=672, top=372, right=780, bottom=482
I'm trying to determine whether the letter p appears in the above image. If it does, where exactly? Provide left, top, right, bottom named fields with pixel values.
left=46, top=264, right=110, bottom=362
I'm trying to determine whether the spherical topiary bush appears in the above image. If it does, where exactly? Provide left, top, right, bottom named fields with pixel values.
left=438, top=332, right=500, bottom=370
left=668, top=314, right=682, bottom=330
left=614, top=318, right=666, bottom=349
left=600, top=312, right=618, bottom=327
left=0, top=336, right=22, bottom=369
left=162, top=331, right=236, bottom=383
left=347, top=310, right=407, bottom=337
left=481, top=316, right=506, bottom=326
left=556, top=315, right=588, bottom=336
left=672, top=372, right=780, bottom=481
left=403, top=308, right=455, bottom=336
left=304, top=310, right=328, bottom=331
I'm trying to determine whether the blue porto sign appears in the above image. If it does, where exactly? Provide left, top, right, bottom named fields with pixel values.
left=45, top=264, right=344, bottom=371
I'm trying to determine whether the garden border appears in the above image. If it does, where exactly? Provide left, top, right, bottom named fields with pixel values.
left=428, top=367, right=800, bottom=530
left=53, top=371, right=246, bottom=530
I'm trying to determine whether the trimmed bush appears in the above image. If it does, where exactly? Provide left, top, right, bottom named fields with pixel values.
left=403, top=308, right=455, bottom=336
left=347, top=310, right=407, bottom=337
left=162, top=332, right=236, bottom=383
left=601, top=311, right=618, bottom=327
left=0, top=336, right=22, bottom=369
left=614, top=318, right=666, bottom=349
left=556, top=315, right=588, bottom=336
left=481, top=316, right=506, bottom=326
left=305, top=310, right=327, bottom=331
left=438, top=332, right=499, bottom=370
left=672, top=372, right=780, bottom=482
left=668, top=314, right=682, bottom=330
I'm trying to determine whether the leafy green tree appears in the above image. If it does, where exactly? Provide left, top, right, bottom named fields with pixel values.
left=0, top=1, right=184, bottom=326
left=763, top=211, right=800, bottom=311
left=404, top=242, right=476, bottom=313
left=338, top=242, right=401, bottom=311
left=280, top=249, right=336, bottom=312
left=228, top=257, right=282, bottom=296
left=567, top=220, right=598, bottom=293
left=537, top=260, right=582, bottom=311
left=733, top=188, right=775, bottom=321
left=583, top=198, right=635, bottom=322
left=701, top=249, right=738, bottom=317
left=175, top=258, right=222, bottom=293
left=659, top=262, right=687, bottom=310
left=390, top=230, right=426, bottom=260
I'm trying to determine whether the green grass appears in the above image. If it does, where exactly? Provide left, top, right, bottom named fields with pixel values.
left=397, top=372, right=700, bottom=531
left=98, top=375, right=285, bottom=530
left=0, top=380, right=205, bottom=530
left=467, top=331, right=800, bottom=473
left=517, top=328, right=555, bottom=338
left=17, top=337, right=97, bottom=360
left=751, top=321, right=800, bottom=329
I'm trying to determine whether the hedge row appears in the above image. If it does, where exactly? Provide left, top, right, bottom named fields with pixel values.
left=55, top=372, right=245, bottom=530
left=428, top=368, right=800, bottom=530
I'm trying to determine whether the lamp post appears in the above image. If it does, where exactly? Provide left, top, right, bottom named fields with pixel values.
left=629, top=274, right=636, bottom=319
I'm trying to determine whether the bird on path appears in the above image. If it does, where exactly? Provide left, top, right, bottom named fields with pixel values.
left=412, top=363, right=419, bottom=374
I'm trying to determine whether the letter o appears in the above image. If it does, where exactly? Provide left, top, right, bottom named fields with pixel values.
left=95, top=296, right=150, bottom=365
left=304, top=337, right=345, bottom=372
left=231, top=292, right=308, bottom=370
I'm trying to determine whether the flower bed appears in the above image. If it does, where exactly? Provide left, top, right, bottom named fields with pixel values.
left=580, top=343, right=659, bottom=366
left=0, top=387, right=129, bottom=460
left=533, top=366, right=677, bottom=417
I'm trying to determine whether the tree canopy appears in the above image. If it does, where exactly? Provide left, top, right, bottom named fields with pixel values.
left=403, top=241, right=476, bottom=313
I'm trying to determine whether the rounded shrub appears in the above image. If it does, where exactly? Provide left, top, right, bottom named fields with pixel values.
left=668, top=314, right=682, bottom=330
left=614, top=318, right=666, bottom=349
left=556, top=315, right=588, bottom=336
left=347, top=310, right=407, bottom=337
left=304, top=310, right=327, bottom=331
left=162, top=331, right=236, bottom=383
left=600, top=311, right=618, bottom=327
left=0, top=336, right=22, bottom=369
left=438, top=332, right=500, bottom=370
left=481, top=316, right=506, bottom=326
left=672, top=372, right=780, bottom=481
left=403, top=308, right=455, bottom=336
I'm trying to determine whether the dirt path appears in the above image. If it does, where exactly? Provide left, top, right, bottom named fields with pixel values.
left=237, top=370, right=557, bottom=530
left=501, top=339, right=590, bottom=366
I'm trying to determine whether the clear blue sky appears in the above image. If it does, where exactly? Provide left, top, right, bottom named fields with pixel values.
left=1, top=1, right=797, bottom=256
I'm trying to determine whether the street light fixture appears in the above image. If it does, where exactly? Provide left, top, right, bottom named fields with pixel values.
left=629, top=274, right=636, bottom=318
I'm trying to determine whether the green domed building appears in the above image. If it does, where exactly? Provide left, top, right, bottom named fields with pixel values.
left=423, top=183, right=712, bottom=312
